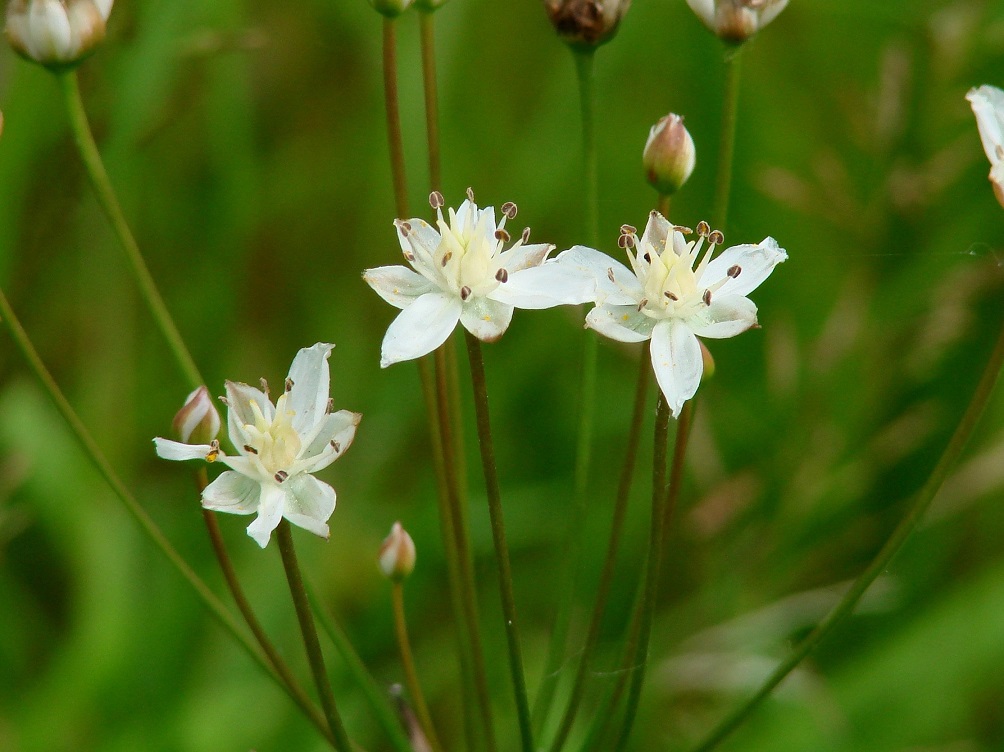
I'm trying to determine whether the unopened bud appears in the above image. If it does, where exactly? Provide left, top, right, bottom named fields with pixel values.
left=685, top=0, right=789, bottom=44
left=379, top=522, right=416, bottom=581
left=5, top=0, right=114, bottom=69
left=699, top=341, right=716, bottom=381
left=369, top=0, right=415, bottom=18
left=172, top=386, right=221, bottom=445
left=643, top=113, right=695, bottom=196
left=544, top=0, right=631, bottom=50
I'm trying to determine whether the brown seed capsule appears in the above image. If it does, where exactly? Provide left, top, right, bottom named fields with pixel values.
left=544, top=0, right=632, bottom=50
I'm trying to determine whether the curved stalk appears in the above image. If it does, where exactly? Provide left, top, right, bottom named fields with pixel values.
left=392, top=581, right=444, bottom=752
left=689, top=322, right=1004, bottom=752
left=711, top=48, right=743, bottom=232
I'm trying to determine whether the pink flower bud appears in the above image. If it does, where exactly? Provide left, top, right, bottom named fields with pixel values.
left=643, top=114, right=696, bottom=196
left=378, top=522, right=416, bottom=581
left=172, top=386, right=221, bottom=445
left=5, top=0, right=114, bottom=69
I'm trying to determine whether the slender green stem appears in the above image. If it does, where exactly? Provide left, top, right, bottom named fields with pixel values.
left=534, top=44, right=602, bottom=733
left=197, top=484, right=319, bottom=731
left=610, top=396, right=677, bottom=751
left=434, top=346, right=498, bottom=752
left=57, top=71, right=202, bottom=390
left=383, top=16, right=410, bottom=217
left=711, top=48, right=743, bottom=232
left=308, top=581, right=415, bottom=752
left=548, top=357, right=650, bottom=752
left=0, top=288, right=334, bottom=744
left=276, top=521, right=353, bottom=752
left=419, top=10, right=441, bottom=192
left=689, top=322, right=1004, bottom=752
left=464, top=332, right=534, bottom=752
left=418, top=357, right=482, bottom=752
left=657, top=194, right=671, bottom=219
left=392, top=582, right=444, bottom=752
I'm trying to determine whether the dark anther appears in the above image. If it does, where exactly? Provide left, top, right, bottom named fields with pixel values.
left=441, top=251, right=453, bottom=267
left=495, top=229, right=511, bottom=243
left=244, top=444, right=258, bottom=454
left=460, top=286, right=472, bottom=301
left=643, top=252, right=652, bottom=263
left=274, top=470, right=289, bottom=483
left=404, top=251, right=416, bottom=262
left=617, top=234, right=630, bottom=249
left=727, top=264, right=742, bottom=278
left=285, top=377, right=294, bottom=392
left=401, top=221, right=412, bottom=233
left=206, top=439, right=221, bottom=462
left=331, top=440, right=341, bottom=453
left=501, top=201, right=517, bottom=219
left=709, top=230, right=724, bottom=245
left=326, top=397, right=334, bottom=414
left=637, top=298, right=648, bottom=311
left=665, top=291, right=678, bottom=301
left=607, top=268, right=616, bottom=283
left=521, top=227, right=531, bottom=243
left=703, top=289, right=712, bottom=305
left=218, top=396, right=229, bottom=405
left=466, top=187, right=476, bottom=202
left=674, top=225, right=693, bottom=235
left=620, top=224, right=637, bottom=236
left=495, top=268, right=509, bottom=283
left=259, top=378, right=270, bottom=396
left=696, top=220, right=711, bottom=237
left=429, top=190, right=444, bottom=209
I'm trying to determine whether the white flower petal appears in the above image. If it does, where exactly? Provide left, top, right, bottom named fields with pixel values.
left=685, top=0, right=715, bottom=25
left=246, top=484, right=286, bottom=548
left=28, top=0, right=72, bottom=61
left=586, top=305, right=656, bottom=343
left=153, top=438, right=213, bottom=461
left=702, top=237, right=787, bottom=298
left=650, top=320, right=703, bottom=419
left=760, top=0, right=790, bottom=27
left=202, top=471, right=260, bottom=514
left=554, top=246, right=641, bottom=305
left=487, top=262, right=593, bottom=309
left=284, top=475, right=336, bottom=540
left=967, top=85, right=1004, bottom=164
left=460, top=296, right=514, bottom=342
left=363, top=265, right=438, bottom=309
left=380, top=291, right=462, bottom=367
left=687, top=294, right=758, bottom=339
left=299, top=410, right=360, bottom=473
left=397, top=219, right=443, bottom=280
left=94, top=0, right=114, bottom=21
left=499, top=243, right=553, bottom=273
left=287, top=342, right=333, bottom=437
left=639, top=211, right=674, bottom=255
left=225, top=381, right=274, bottom=449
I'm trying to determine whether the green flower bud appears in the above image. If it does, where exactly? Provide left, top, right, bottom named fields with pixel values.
left=543, top=0, right=631, bottom=50
left=5, top=0, right=113, bottom=70
left=643, top=114, right=695, bottom=196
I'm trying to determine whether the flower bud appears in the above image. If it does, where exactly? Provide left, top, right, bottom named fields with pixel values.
left=544, top=0, right=631, bottom=50
left=5, top=0, right=113, bottom=69
left=369, top=0, right=415, bottom=18
left=643, top=114, right=695, bottom=196
left=413, top=0, right=450, bottom=11
left=378, top=522, right=416, bottom=581
left=172, top=386, right=221, bottom=445
left=685, top=0, right=788, bottom=44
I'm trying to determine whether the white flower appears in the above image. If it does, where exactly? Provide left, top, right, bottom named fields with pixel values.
left=555, top=212, right=786, bottom=417
left=365, top=192, right=577, bottom=367
left=686, top=0, right=789, bottom=43
left=5, top=0, right=113, bottom=67
left=154, top=343, right=361, bottom=548
left=966, top=84, right=1004, bottom=209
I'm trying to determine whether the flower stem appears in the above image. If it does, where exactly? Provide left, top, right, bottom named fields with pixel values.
left=383, top=16, right=410, bottom=217
left=418, top=357, right=482, bottom=752
left=57, top=71, right=202, bottom=391
left=276, top=521, right=353, bottom=752
left=534, top=44, right=602, bottom=734
left=434, top=346, right=498, bottom=752
left=307, top=581, right=416, bottom=752
left=688, top=322, right=1004, bottom=752
left=657, top=194, right=671, bottom=219
left=548, top=357, right=650, bottom=752
left=392, top=581, right=444, bottom=752
left=464, top=332, right=534, bottom=752
left=419, top=10, right=442, bottom=193
left=711, top=47, right=743, bottom=232
left=0, top=288, right=334, bottom=745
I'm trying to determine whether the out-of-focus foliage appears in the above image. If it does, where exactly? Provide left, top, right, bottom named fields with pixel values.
left=1, top=0, right=1003, bottom=750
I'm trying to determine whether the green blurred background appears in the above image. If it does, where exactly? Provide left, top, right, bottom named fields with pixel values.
left=2, top=0, right=1004, bottom=749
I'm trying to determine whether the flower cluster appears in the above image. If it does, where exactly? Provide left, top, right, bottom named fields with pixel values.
left=155, top=343, right=360, bottom=548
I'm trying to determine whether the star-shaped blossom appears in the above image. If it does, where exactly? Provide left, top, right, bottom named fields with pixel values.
left=365, top=191, right=574, bottom=367
left=154, top=343, right=360, bottom=548
left=553, top=212, right=786, bottom=417
left=966, top=84, right=1004, bottom=209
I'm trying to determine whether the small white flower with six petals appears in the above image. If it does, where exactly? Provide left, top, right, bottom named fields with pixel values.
left=966, top=84, right=1004, bottom=209
left=554, top=212, right=786, bottom=417
left=154, top=343, right=360, bottom=548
